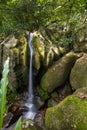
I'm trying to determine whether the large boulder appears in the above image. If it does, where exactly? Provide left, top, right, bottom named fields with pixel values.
left=70, top=53, right=87, bottom=90
left=45, top=87, right=87, bottom=130
left=39, top=52, right=79, bottom=100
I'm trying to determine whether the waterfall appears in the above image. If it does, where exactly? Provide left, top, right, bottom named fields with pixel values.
left=23, top=32, right=36, bottom=120
left=28, top=33, right=33, bottom=98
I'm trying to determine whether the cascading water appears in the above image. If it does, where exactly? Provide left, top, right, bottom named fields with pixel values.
left=23, top=32, right=36, bottom=120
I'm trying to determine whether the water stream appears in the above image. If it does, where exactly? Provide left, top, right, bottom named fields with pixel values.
left=23, top=33, right=36, bottom=120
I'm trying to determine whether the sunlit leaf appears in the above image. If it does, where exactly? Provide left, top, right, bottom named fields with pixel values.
left=0, top=57, right=9, bottom=129
left=14, top=117, right=22, bottom=130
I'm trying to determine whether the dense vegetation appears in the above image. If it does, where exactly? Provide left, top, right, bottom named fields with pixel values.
left=0, top=0, right=87, bottom=34
left=0, top=0, right=87, bottom=129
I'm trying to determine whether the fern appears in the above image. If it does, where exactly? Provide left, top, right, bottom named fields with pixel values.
left=0, top=57, right=9, bottom=129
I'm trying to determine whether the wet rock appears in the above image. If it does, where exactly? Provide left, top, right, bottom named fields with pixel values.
left=36, top=96, right=45, bottom=109
left=22, top=119, right=43, bottom=130
left=70, top=53, right=87, bottom=90
left=39, top=52, right=78, bottom=100
left=8, top=99, right=27, bottom=115
left=34, top=111, right=45, bottom=128
left=45, top=87, right=87, bottom=130
left=3, top=112, right=13, bottom=128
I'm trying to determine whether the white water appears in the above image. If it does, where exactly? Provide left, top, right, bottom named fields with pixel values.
left=23, top=33, right=36, bottom=120
left=28, top=33, right=33, bottom=98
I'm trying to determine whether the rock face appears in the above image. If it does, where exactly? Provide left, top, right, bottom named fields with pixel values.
left=70, top=53, right=87, bottom=90
left=45, top=87, right=87, bottom=130
left=0, top=31, right=66, bottom=94
left=0, top=34, right=28, bottom=91
left=32, top=30, right=66, bottom=67
left=39, top=52, right=78, bottom=100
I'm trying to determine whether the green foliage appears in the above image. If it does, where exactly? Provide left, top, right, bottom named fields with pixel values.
left=0, top=0, right=86, bottom=42
left=0, top=57, right=9, bottom=129
left=14, top=117, right=22, bottom=130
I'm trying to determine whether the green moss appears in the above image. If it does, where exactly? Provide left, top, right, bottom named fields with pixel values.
left=33, top=49, right=40, bottom=70
left=22, top=42, right=28, bottom=66
left=45, top=89, right=87, bottom=130
left=32, top=36, right=44, bottom=59
left=40, top=52, right=78, bottom=99
left=70, top=54, right=87, bottom=90
left=51, top=92, right=58, bottom=99
left=19, top=35, right=28, bottom=66
left=37, top=87, right=49, bottom=101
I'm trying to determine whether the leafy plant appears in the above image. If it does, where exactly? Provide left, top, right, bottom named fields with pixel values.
left=0, top=57, right=9, bottom=129
left=14, top=117, right=22, bottom=130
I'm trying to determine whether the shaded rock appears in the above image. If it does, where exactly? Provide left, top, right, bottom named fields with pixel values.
left=73, top=41, right=87, bottom=52
left=39, top=52, right=79, bottom=100
left=73, top=25, right=87, bottom=52
left=47, top=93, right=59, bottom=107
left=45, top=87, right=87, bottom=130
left=70, top=53, right=87, bottom=90
left=75, top=26, right=87, bottom=43
left=48, top=98, right=58, bottom=108
left=36, top=96, right=45, bottom=109
left=58, top=82, right=72, bottom=97
left=48, top=83, right=72, bottom=107
left=3, top=112, right=13, bottom=128
left=37, top=87, right=49, bottom=101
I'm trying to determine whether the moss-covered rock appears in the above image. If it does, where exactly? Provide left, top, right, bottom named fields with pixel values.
left=0, top=34, right=28, bottom=91
left=32, top=30, right=66, bottom=67
left=39, top=52, right=78, bottom=100
left=45, top=87, right=87, bottom=130
left=32, top=31, right=45, bottom=60
left=33, top=49, right=41, bottom=70
left=70, top=53, right=87, bottom=90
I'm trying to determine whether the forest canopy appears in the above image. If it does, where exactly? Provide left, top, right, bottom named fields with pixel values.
left=0, top=0, right=87, bottom=35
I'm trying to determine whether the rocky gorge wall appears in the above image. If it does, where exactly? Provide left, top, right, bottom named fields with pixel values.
left=0, top=24, right=87, bottom=129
